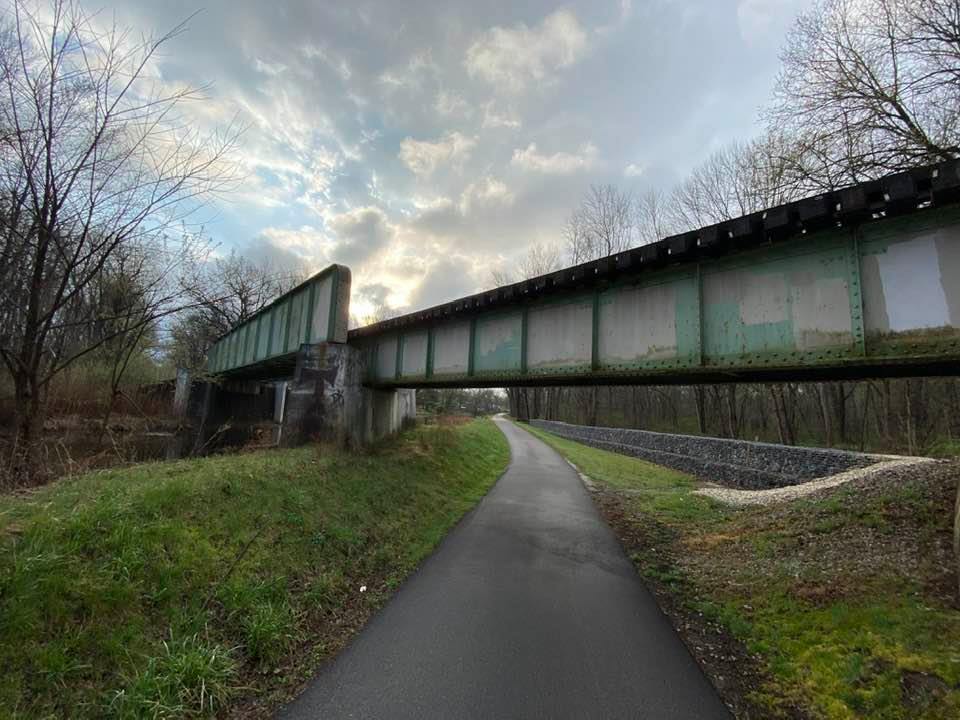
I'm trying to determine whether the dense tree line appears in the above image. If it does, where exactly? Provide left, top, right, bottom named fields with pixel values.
left=418, top=388, right=507, bottom=417
left=509, top=380, right=960, bottom=456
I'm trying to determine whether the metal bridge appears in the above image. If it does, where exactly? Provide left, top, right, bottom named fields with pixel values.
left=206, top=263, right=352, bottom=378
left=208, top=160, right=960, bottom=389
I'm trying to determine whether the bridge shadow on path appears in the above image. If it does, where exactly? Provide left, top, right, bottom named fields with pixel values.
left=278, top=418, right=732, bottom=720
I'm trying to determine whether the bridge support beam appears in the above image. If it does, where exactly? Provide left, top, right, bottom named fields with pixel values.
left=366, top=386, right=417, bottom=441
left=281, top=342, right=415, bottom=448
left=172, top=343, right=415, bottom=455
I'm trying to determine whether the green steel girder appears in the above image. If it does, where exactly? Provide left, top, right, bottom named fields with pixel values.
left=207, top=264, right=350, bottom=376
left=359, top=203, right=960, bottom=389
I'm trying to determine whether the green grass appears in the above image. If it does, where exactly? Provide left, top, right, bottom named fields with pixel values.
left=0, top=419, right=509, bottom=718
left=522, top=423, right=726, bottom=524
left=926, top=438, right=960, bottom=458
left=522, top=421, right=960, bottom=720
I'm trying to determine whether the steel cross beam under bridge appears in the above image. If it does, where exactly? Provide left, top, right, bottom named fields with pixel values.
left=349, top=161, right=960, bottom=389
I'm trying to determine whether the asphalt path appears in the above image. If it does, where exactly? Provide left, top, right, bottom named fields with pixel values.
left=279, top=417, right=731, bottom=719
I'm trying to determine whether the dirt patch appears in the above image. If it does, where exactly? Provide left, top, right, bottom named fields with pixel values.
left=676, top=460, right=959, bottom=615
left=900, top=669, right=953, bottom=710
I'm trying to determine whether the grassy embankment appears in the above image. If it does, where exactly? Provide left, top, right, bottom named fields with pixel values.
left=0, top=418, right=509, bottom=719
left=523, top=422, right=960, bottom=720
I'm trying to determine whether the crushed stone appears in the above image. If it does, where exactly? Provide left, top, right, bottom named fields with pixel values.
left=694, top=455, right=935, bottom=506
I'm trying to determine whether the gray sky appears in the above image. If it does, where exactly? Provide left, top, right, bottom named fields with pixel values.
left=92, top=0, right=810, bottom=319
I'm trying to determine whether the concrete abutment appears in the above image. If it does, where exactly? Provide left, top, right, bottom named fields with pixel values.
left=175, top=342, right=415, bottom=454
left=281, top=342, right=415, bottom=447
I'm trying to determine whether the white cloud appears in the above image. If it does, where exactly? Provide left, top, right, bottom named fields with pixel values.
left=380, top=49, right=438, bottom=91
left=107, top=0, right=809, bottom=318
left=256, top=206, right=396, bottom=271
left=327, top=206, right=395, bottom=266
left=259, top=226, right=328, bottom=265
left=399, top=131, right=478, bottom=177
left=624, top=162, right=645, bottom=177
left=434, top=90, right=472, bottom=118
left=459, top=176, right=515, bottom=213
left=482, top=102, right=522, bottom=129
left=405, top=252, right=487, bottom=309
left=511, top=141, right=597, bottom=174
left=301, top=44, right=352, bottom=81
left=410, top=194, right=456, bottom=213
left=328, top=206, right=391, bottom=242
left=253, top=58, right=287, bottom=76
left=465, top=9, right=588, bottom=93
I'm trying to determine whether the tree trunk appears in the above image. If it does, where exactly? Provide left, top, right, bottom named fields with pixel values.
left=880, top=380, right=893, bottom=446
left=785, top=384, right=798, bottom=445
left=948, top=380, right=960, bottom=439
left=770, top=385, right=795, bottom=445
left=818, top=383, right=834, bottom=446
left=832, top=383, right=847, bottom=444
left=770, top=386, right=787, bottom=444
left=507, top=387, right=522, bottom=419
left=99, top=392, right=118, bottom=446
left=955, top=477, right=960, bottom=602
left=904, top=382, right=916, bottom=455
left=724, top=385, right=739, bottom=438
left=695, top=386, right=707, bottom=435
left=859, top=384, right=871, bottom=452
left=8, top=372, right=43, bottom=486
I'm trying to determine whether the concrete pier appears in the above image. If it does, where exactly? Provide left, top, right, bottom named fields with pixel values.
left=281, top=342, right=415, bottom=447
left=176, top=340, right=416, bottom=454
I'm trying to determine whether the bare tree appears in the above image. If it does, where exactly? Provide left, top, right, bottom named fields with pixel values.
left=167, top=310, right=215, bottom=373
left=95, top=244, right=188, bottom=431
left=360, top=301, right=400, bottom=326
left=767, top=0, right=960, bottom=188
left=491, top=241, right=564, bottom=286
left=170, top=251, right=306, bottom=369
left=908, top=1, right=960, bottom=90
left=520, top=241, right=563, bottom=279
left=181, top=251, right=304, bottom=336
left=562, top=209, right=591, bottom=265
left=0, top=1, right=238, bottom=482
left=564, top=184, right=635, bottom=264
left=635, top=188, right=674, bottom=246
left=955, top=466, right=960, bottom=599
left=670, top=136, right=803, bottom=230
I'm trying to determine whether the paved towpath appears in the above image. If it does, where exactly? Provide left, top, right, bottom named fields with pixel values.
left=279, top=417, right=731, bottom=719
